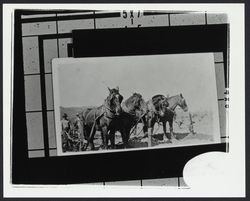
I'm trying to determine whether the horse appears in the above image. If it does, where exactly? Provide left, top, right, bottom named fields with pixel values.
left=143, top=93, right=188, bottom=143
left=108, top=92, right=147, bottom=149
left=164, top=93, right=188, bottom=140
left=141, top=94, right=169, bottom=145
left=82, top=87, right=123, bottom=150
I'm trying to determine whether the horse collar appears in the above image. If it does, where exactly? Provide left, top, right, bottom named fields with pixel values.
left=103, top=104, right=117, bottom=119
left=123, top=102, right=139, bottom=117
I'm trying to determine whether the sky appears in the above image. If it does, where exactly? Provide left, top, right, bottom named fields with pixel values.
left=54, top=53, right=218, bottom=113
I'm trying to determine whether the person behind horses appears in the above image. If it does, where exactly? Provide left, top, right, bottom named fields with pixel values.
left=74, top=113, right=81, bottom=130
left=61, top=113, right=71, bottom=152
left=61, top=113, right=70, bottom=134
left=74, top=113, right=82, bottom=139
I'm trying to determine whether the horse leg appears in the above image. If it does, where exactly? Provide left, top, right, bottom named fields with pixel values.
left=81, top=125, right=87, bottom=151
left=163, top=121, right=172, bottom=143
left=169, top=120, right=175, bottom=140
left=163, top=121, right=169, bottom=140
left=122, top=127, right=130, bottom=149
left=142, top=117, right=148, bottom=137
left=148, top=117, right=155, bottom=147
left=100, top=131, right=104, bottom=148
left=143, top=124, right=148, bottom=137
left=151, top=121, right=155, bottom=138
left=89, top=137, right=95, bottom=150
left=109, top=129, right=116, bottom=149
left=120, top=129, right=126, bottom=148
left=102, top=126, right=109, bottom=149
left=85, top=125, right=96, bottom=150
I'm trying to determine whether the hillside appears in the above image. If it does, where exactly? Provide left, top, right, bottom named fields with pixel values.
left=60, top=106, right=92, bottom=122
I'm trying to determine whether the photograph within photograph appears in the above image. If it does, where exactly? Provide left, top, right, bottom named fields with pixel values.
left=52, top=53, right=221, bottom=156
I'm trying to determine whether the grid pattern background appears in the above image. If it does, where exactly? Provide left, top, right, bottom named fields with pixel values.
left=20, top=10, right=228, bottom=187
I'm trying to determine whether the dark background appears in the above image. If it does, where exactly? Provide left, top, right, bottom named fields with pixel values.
left=12, top=10, right=227, bottom=184
left=0, top=0, right=247, bottom=200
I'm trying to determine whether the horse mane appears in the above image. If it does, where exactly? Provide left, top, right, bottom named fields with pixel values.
left=132, top=92, right=142, bottom=99
left=167, top=94, right=182, bottom=101
left=166, top=94, right=187, bottom=111
left=124, top=93, right=141, bottom=106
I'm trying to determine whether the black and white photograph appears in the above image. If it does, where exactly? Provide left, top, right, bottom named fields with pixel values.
left=4, top=3, right=245, bottom=197
left=53, top=53, right=221, bottom=155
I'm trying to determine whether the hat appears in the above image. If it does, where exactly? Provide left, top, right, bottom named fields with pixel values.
left=62, top=113, right=68, bottom=118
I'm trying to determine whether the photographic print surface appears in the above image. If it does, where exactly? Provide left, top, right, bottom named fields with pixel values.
left=53, top=53, right=221, bottom=156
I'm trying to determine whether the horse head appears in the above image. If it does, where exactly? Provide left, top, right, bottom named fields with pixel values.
left=108, top=86, right=123, bottom=103
left=106, top=87, right=123, bottom=115
left=132, top=93, right=147, bottom=116
left=166, top=93, right=188, bottom=112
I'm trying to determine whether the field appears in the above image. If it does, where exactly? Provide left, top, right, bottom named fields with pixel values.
left=60, top=106, right=216, bottom=152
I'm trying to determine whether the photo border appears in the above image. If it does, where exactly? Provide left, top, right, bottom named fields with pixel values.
left=3, top=3, right=245, bottom=197
left=52, top=54, right=222, bottom=156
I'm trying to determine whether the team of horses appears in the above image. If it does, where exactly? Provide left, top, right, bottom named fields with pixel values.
left=80, top=87, right=188, bottom=151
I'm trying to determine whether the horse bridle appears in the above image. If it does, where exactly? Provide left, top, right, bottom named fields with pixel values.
left=103, top=104, right=117, bottom=118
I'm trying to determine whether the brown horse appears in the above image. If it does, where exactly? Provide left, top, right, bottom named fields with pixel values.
left=164, top=94, right=188, bottom=141
left=82, top=87, right=123, bottom=150
left=109, top=92, right=147, bottom=149
left=142, top=95, right=169, bottom=144
left=143, top=93, right=188, bottom=143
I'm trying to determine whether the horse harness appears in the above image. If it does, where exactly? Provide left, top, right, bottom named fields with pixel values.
left=121, top=102, right=137, bottom=116
left=83, top=100, right=121, bottom=150
left=103, top=104, right=119, bottom=119
left=84, top=100, right=119, bottom=126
